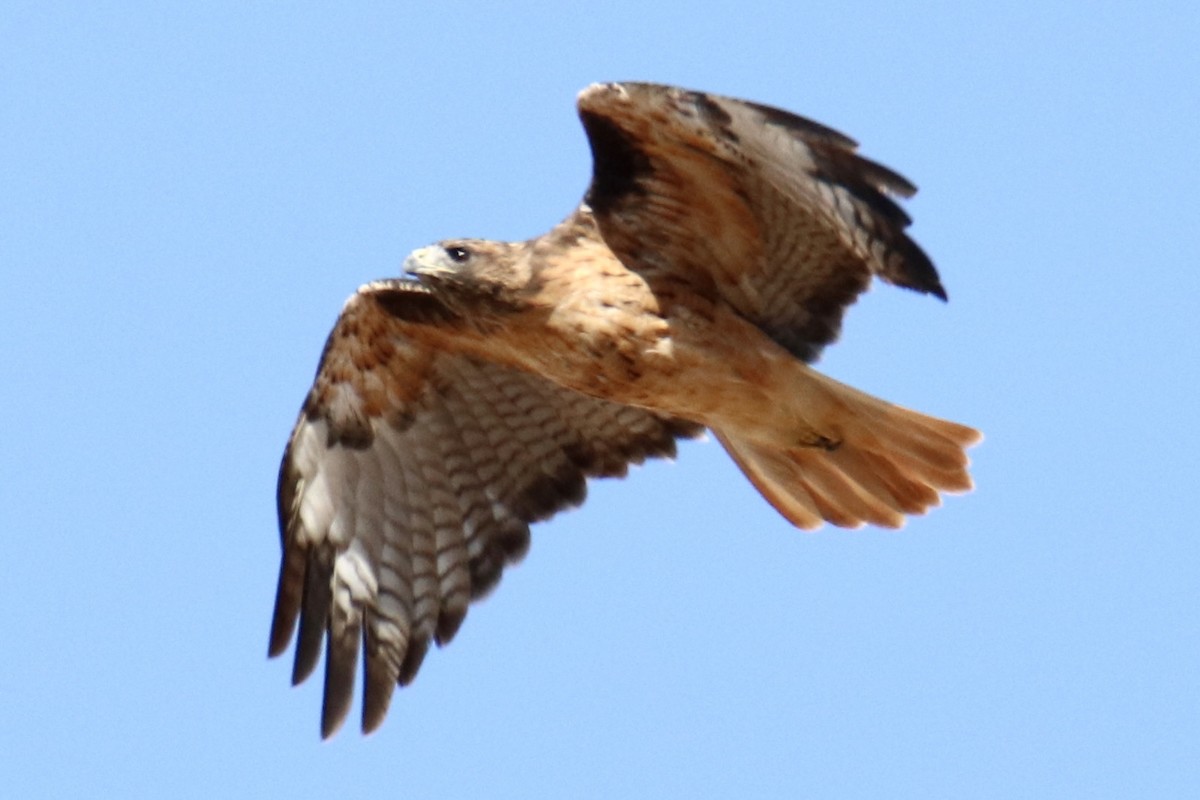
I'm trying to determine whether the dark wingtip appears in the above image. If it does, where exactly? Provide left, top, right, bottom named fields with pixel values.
left=320, top=704, right=346, bottom=741
left=886, top=236, right=948, bottom=303
left=271, top=448, right=307, bottom=659
left=321, top=635, right=357, bottom=739
left=268, top=551, right=304, bottom=660
left=291, top=548, right=335, bottom=686
left=292, top=604, right=327, bottom=686
left=267, top=625, right=291, bottom=661
left=361, top=657, right=397, bottom=735
left=397, top=637, right=432, bottom=687
left=291, top=647, right=319, bottom=687
left=911, top=256, right=948, bottom=302
left=435, top=607, right=467, bottom=646
left=320, top=681, right=349, bottom=739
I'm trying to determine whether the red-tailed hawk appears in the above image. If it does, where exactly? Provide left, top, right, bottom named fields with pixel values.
left=270, top=82, right=980, bottom=737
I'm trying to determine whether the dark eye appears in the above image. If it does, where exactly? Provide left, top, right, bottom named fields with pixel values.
left=444, top=245, right=471, bottom=264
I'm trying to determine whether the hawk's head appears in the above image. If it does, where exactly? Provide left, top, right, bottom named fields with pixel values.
left=403, top=239, right=534, bottom=317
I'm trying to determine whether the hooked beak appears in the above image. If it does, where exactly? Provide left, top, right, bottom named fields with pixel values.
left=403, top=246, right=453, bottom=281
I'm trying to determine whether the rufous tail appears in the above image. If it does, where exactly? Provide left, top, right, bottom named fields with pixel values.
left=716, top=375, right=981, bottom=529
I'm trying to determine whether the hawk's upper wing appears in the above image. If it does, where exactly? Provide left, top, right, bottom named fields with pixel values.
left=577, top=82, right=944, bottom=363
left=270, top=282, right=701, bottom=737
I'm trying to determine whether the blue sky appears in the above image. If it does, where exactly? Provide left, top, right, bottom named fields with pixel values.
left=3, top=2, right=1197, bottom=797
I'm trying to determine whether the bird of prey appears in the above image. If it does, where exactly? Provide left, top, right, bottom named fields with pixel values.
left=269, top=82, right=980, bottom=737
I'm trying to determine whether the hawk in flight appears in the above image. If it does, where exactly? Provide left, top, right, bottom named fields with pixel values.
left=270, top=82, right=980, bottom=737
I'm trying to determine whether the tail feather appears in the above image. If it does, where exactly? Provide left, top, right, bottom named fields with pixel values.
left=716, top=379, right=980, bottom=530
left=717, top=435, right=825, bottom=528
left=808, top=446, right=912, bottom=522
left=796, top=451, right=907, bottom=528
left=849, top=448, right=942, bottom=514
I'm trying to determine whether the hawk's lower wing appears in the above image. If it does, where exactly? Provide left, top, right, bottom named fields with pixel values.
left=269, top=282, right=700, bottom=737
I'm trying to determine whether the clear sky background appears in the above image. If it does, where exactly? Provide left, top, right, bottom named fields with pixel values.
left=3, top=2, right=1197, bottom=797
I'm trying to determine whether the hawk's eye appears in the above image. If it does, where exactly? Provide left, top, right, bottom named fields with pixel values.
left=444, top=246, right=471, bottom=264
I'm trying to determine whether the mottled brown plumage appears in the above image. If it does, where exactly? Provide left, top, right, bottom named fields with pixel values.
left=270, top=82, right=980, bottom=738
